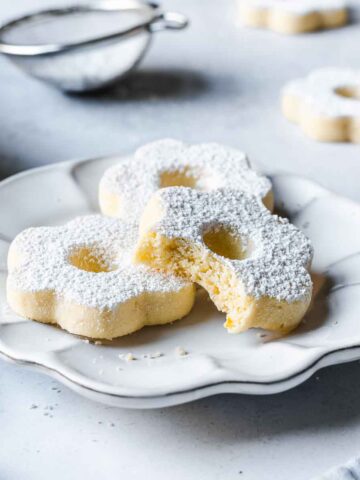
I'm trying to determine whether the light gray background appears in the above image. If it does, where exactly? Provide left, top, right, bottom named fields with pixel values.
left=1, top=1, right=360, bottom=479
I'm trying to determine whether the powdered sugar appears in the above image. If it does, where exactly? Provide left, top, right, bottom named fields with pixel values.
left=100, top=139, right=272, bottom=221
left=283, top=68, right=360, bottom=117
left=148, top=187, right=313, bottom=303
left=8, top=215, right=189, bottom=310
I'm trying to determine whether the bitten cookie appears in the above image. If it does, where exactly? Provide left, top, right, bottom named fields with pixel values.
left=135, top=187, right=313, bottom=335
left=7, top=215, right=195, bottom=339
left=99, top=139, right=273, bottom=221
left=237, top=0, right=348, bottom=34
left=282, top=68, right=360, bottom=143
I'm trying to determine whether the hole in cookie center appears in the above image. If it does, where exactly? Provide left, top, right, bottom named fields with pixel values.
left=203, top=227, right=250, bottom=260
left=69, top=247, right=116, bottom=273
left=160, top=169, right=198, bottom=189
left=335, top=85, right=360, bottom=100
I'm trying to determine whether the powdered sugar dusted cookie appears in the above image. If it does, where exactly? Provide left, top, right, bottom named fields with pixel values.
left=7, top=215, right=195, bottom=339
left=135, top=188, right=313, bottom=335
left=99, top=139, right=273, bottom=222
left=282, top=68, right=360, bottom=142
left=238, top=0, right=348, bottom=34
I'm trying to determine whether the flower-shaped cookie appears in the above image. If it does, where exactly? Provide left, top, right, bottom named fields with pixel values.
left=7, top=215, right=195, bottom=339
left=135, top=187, right=313, bottom=334
left=238, top=0, right=348, bottom=34
left=282, top=68, right=360, bottom=143
left=99, top=139, right=273, bottom=222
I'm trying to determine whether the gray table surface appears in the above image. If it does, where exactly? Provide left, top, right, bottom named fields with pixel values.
left=1, top=0, right=360, bottom=479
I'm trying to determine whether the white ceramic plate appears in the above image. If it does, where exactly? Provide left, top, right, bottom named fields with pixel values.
left=1, top=156, right=360, bottom=409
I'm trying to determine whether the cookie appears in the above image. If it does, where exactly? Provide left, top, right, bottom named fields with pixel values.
left=7, top=215, right=195, bottom=339
left=135, top=187, right=313, bottom=334
left=99, top=139, right=273, bottom=222
left=282, top=68, right=360, bottom=142
left=238, top=0, right=348, bottom=34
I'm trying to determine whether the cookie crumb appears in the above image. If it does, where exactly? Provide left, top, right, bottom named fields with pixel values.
left=257, top=333, right=267, bottom=338
left=125, top=353, right=136, bottom=362
left=149, top=352, right=164, bottom=359
left=175, top=346, right=188, bottom=357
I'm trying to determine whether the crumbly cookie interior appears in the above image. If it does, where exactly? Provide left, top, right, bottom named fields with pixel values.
left=136, top=229, right=310, bottom=334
